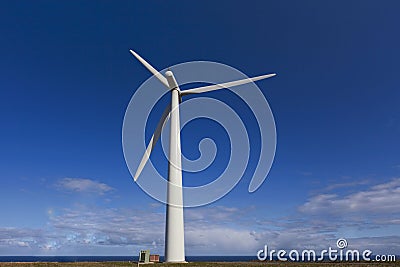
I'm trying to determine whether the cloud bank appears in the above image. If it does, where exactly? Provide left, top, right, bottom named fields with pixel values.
left=0, top=178, right=399, bottom=255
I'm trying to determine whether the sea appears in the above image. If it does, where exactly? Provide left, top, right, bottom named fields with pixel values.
left=0, top=256, right=257, bottom=262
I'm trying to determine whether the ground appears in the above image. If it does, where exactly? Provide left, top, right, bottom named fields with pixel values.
left=0, top=262, right=398, bottom=267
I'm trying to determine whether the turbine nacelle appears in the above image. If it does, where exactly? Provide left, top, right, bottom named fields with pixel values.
left=165, top=70, right=180, bottom=91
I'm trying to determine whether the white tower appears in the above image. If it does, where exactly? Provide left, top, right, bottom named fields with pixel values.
left=164, top=71, right=185, bottom=262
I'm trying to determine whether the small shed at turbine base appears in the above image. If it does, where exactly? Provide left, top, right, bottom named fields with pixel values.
left=149, top=254, right=160, bottom=262
left=139, top=250, right=150, bottom=263
left=138, top=250, right=160, bottom=264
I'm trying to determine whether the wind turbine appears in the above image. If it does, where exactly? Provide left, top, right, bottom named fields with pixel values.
left=129, top=49, right=276, bottom=263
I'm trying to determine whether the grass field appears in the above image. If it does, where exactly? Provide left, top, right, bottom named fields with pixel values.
left=0, top=262, right=398, bottom=267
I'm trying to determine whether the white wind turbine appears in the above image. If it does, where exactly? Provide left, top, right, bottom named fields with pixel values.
left=130, top=49, right=275, bottom=263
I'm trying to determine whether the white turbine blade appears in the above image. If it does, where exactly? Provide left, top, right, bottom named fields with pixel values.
left=129, top=49, right=169, bottom=88
left=134, top=105, right=171, bottom=181
left=181, top=73, right=276, bottom=96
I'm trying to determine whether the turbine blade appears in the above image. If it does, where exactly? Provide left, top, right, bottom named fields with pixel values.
left=181, top=73, right=276, bottom=95
left=129, top=49, right=169, bottom=88
left=133, top=105, right=171, bottom=181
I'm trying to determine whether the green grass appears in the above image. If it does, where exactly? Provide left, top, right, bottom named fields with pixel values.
left=0, top=262, right=399, bottom=267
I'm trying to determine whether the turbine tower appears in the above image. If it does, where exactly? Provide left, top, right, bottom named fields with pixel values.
left=130, top=50, right=276, bottom=263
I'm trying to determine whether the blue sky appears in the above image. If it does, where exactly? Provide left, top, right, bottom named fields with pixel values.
left=0, top=0, right=399, bottom=256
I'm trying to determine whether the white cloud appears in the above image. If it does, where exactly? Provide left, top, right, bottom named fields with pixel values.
left=0, top=201, right=398, bottom=255
left=349, top=236, right=400, bottom=252
left=57, top=178, right=114, bottom=195
left=186, top=226, right=259, bottom=255
left=299, top=178, right=400, bottom=216
left=185, top=206, right=240, bottom=222
left=324, top=179, right=371, bottom=191
left=0, top=206, right=165, bottom=255
left=0, top=228, right=43, bottom=254
left=1, top=179, right=399, bottom=255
